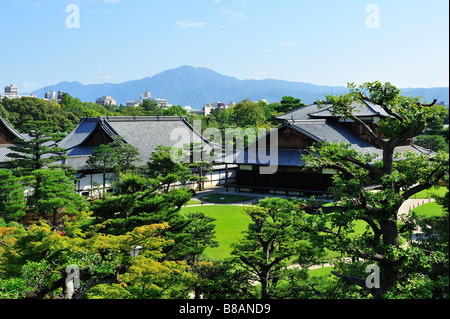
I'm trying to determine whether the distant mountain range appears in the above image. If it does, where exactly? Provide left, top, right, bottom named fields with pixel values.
left=29, top=65, right=449, bottom=109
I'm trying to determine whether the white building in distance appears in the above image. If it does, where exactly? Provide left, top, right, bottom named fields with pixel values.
left=0, top=84, right=37, bottom=101
left=95, top=96, right=117, bottom=107
left=203, top=101, right=235, bottom=116
left=126, top=88, right=169, bottom=108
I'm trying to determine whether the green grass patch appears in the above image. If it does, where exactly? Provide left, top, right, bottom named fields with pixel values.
left=411, top=201, right=446, bottom=218
left=180, top=205, right=251, bottom=259
left=308, top=265, right=334, bottom=278
left=181, top=201, right=375, bottom=261
left=409, top=186, right=447, bottom=199
left=184, top=199, right=201, bottom=206
left=199, top=193, right=256, bottom=204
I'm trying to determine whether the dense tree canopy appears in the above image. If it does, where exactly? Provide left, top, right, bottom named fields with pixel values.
left=0, top=97, right=78, bottom=133
left=301, top=81, right=449, bottom=298
left=6, top=121, right=69, bottom=177
left=0, top=89, right=448, bottom=301
left=0, top=170, right=26, bottom=223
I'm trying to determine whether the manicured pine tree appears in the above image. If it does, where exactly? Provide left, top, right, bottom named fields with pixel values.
left=107, top=136, right=142, bottom=172
left=6, top=121, right=68, bottom=177
left=31, top=168, right=87, bottom=225
left=86, top=144, right=121, bottom=198
left=0, top=170, right=26, bottom=223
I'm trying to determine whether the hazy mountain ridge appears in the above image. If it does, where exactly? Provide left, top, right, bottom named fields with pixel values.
left=30, top=66, right=449, bottom=108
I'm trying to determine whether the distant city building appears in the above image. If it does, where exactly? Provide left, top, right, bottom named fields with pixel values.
left=43, top=90, right=65, bottom=103
left=95, top=96, right=116, bottom=107
left=203, top=101, right=235, bottom=116
left=45, top=91, right=57, bottom=100
left=0, top=84, right=37, bottom=101
left=4, top=84, right=18, bottom=95
left=126, top=88, right=170, bottom=108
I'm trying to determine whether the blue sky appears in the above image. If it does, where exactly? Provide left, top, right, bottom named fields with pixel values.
left=0, top=0, right=448, bottom=93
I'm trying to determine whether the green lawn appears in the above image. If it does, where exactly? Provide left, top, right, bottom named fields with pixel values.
left=181, top=202, right=375, bottom=261
left=184, top=199, right=201, bottom=206
left=180, top=194, right=446, bottom=261
left=411, top=201, right=446, bottom=218
left=409, top=186, right=448, bottom=199
left=199, top=193, right=257, bottom=204
left=180, top=205, right=251, bottom=259
left=308, top=266, right=334, bottom=278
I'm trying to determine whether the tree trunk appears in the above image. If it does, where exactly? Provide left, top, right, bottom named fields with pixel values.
left=260, top=273, right=269, bottom=299
left=377, top=216, right=399, bottom=297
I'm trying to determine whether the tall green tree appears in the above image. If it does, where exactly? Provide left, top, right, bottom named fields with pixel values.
left=413, top=134, right=448, bottom=152
left=59, top=93, right=115, bottom=118
left=141, top=99, right=161, bottom=115
left=184, top=142, right=214, bottom=191
left=161, top=105, right=188, bottom=116
left=147, top=146, right=194, bottom=193
left=0, top=170, right=26, bottom=222
left=232, top=99, right=266, bottom=128
left=6, top=121, right=73, bottom=216
left=30, top=168, right=87, bottom=224
left=231, top=198, right=324, bottom=299
left=6, top=121, right=68, bottom=177
left=90, top=173, right=217, bottom=263
left=86, top=144, right=120, bottom=198
left=301, top=81, right=449, bottom=298
left=108, top=137, right=142, bottom=172
left=277, top=96, right=306, bottom=114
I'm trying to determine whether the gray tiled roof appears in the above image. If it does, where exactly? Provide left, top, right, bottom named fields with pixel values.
left=275, top=103, right=323, bottom=121
left=221, top=121, right=433, bottom=167
left=58, top=116, right=218, bottom=168
left=289, top=120, right=380, bottom=155
left=0, top=117, right=27, bottom=141
left=62, top=155, right=91, bottom=171
left=276, top=101, right=389, bottom=121
left=222, top=148, right=304, bottom=166
left=0, top=116, right=28, bottom=164
left=0, top=145, right=14, bottom=164
left=58, top=120, right=99, bottom=150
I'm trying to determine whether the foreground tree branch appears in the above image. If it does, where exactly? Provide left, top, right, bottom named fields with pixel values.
left=301, top=81, right=449, bottom=298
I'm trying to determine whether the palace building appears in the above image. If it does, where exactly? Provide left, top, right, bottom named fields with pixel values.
left=221, top=101, right=433, bottom=198
left=56, top=116, right=234, bottom=195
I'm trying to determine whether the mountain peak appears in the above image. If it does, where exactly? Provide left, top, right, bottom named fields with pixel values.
left=30, top=67, right=449, bottom=108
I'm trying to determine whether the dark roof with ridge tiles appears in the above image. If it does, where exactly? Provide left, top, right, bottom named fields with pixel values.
left=222, top=120, right=434, bottom=166
left=276, top=101, right=389, bottom=121
left=0, top=116, right=28, bottom=164
left=59, top=116, right=218, bottom=170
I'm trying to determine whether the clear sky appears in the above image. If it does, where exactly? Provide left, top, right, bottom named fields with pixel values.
left=0, top=0, right=448, bottom=93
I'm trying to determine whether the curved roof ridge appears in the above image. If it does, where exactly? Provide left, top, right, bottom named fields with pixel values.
left=275, top=103, right=323, bottom=120
left=94, top=115, right=188, bottom=122
left=306, top=104, right=333, bottom=116
left=57, top=118, right=87, bottom=147
left=99, top=118, right=121, bottom=140
left=287, top=122, right=325, bottom=143
left=0, top=116, right=27, bottom=141
left=361, top=100, right=390, bottom=117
